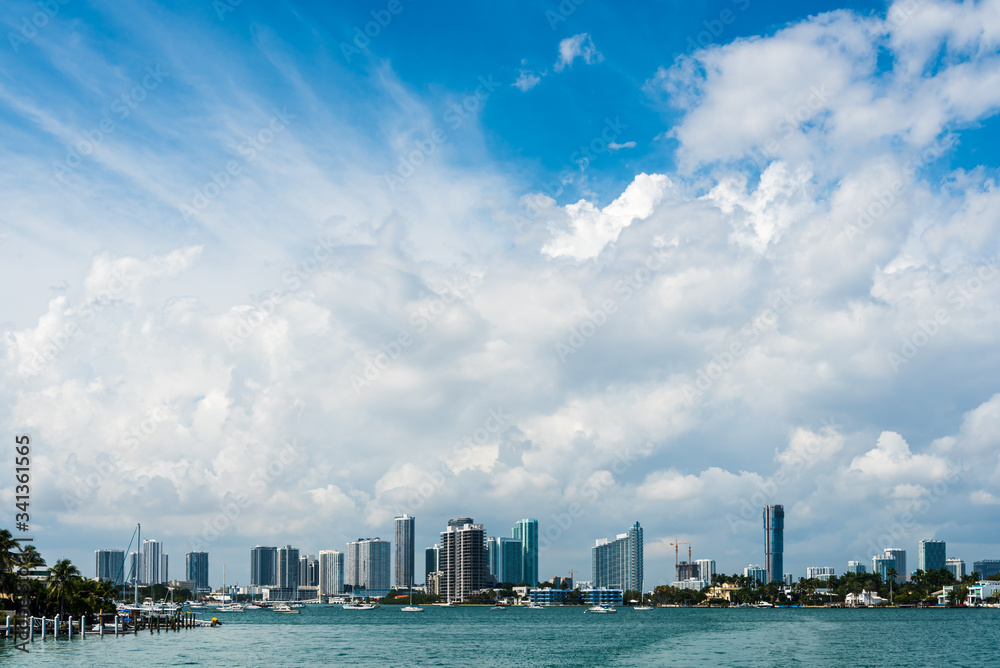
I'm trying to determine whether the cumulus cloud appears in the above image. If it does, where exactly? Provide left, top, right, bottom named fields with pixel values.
left=513, top=69, right=542, bottom=92
left=554, top=33, right=604, bottom=72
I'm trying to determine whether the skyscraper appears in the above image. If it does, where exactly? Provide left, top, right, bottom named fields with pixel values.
left=299, top=554, right=318, bottom=587
left=918, top=540, right=946, bottom=572
left=973, top=560, right=1000, bottom=579
left=592, top=521, right=643, bottom=592
left=695, top=558, right=716, bottom=583
left=127, top=552, right=138, bottom=585
left=186, top=551, right=209, bottom=593
left=945, top=557, right=965, bottom=580
left=95, top=549, right=125, bottom=584
left=873, top=554, right=896, bottom=583
left=511, top=518, right=539, bottom=586
left=847, top=560, right=866, bottom=574
left=250, top=546, right=278, bottom=586
left=487, top=536, right=523, bottom=585
left=395, top=514, right=415, bottom=588
left=425, top=545, right=440, bottom=582
left=806, top=567, right=835, bottom=580
left=440, top=518, right=489, bottom=603
left=277, top=545, right=300, bottom=589
left=318, top=550, right=344, bottom=597
left=884, top=548, right=906, bottom=583
left=764, top=505, right=784, bottom=584
left=345, top=538, right=392, bottom=595
left=142, top=539, right=165, bottom=586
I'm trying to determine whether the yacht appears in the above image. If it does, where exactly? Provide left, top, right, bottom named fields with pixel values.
left=400, top=581, right=424, bottom=612
left=525, top=602, right=544, bottom=609
left=273, top=603, right=300, bottom=614
left=586, top=604, right=617, bottom=614
left=489, top=604, right=507, bottom=611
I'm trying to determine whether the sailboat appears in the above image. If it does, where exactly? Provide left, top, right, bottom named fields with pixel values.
left=217, top=565, right=245, bottom=613
left=400, top=578, right=423, bottom=612
left=342, top=589, right=378, bottom=610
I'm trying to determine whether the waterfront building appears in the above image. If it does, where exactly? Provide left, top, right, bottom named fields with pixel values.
left=592, top=522, right=643, bottom=593
left=676, top=561, right=696, bottom=581
left=939, top=581, right=1000, bottom=606
left=141, top=539, right=166, bottom=585
left=346, top=537, right=392, bottom=597
left=425, top=545, right=440, bottom=582
left=298, top=554, right=318, bottom=587
left=318, top=550, right=344, bottom=597
left=806, top=567, right=835, bottom=581
left=918, top=540, right=946, bottom=572
left=440, top=518, right=490, bottom=602
left=764, top=505, right=784, bottom=584
left=276, top=545, right=300, bottom=591
left=743, top=564, right=767, bottom=585
left=512, top=519, right=539, bottom=586
left=527, top=588, right=623, bottom=606
left=186, top=551, right=209, bottom=593
left=872, top=554, right=896, bottom=584
left=95, top=549, right=125, bottom=584
left=972, top=560, right=1000, bottom=579
left=671, top=578, right=708, bottom=590
left=487, top=536, right=523, bottom=585
left=883, top=548, right=906, bottom=583
left=706, top=582, right=740, bottom=602
left=695, top=559, right=716, bottom=583
left=847, top=560, right=866, bottom=574
left=426, top=570, right=444, bottom=596
left=395, top=515, right=415, bottom=589
left=251, top=546, right=278, bottom=586
left=845, top=590, right=885, bottom=606
left=945, top=557, right=965, bottom=580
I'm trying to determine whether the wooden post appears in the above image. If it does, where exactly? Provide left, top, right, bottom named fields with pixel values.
left=29, top=617, right=34, bottom=642
left=41, top=617, right=46, bottom=640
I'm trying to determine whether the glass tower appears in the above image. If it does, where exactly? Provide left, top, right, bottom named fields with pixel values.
left=250, top=546, right=277, bottom=586
left=95, top=549, right=125, bottom=584
left=185, top=551, right=209, bottom=592
left=592, top=521, right=643, bottom=592
left=918, top=540, right=946, bottom=573
left=764, top=505, right=784, bottom=584
left=395, top=515, right=415, bottom=588
left=511, top=519, right=539, bottom=586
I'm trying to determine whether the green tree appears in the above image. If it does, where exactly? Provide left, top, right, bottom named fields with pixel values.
left=46, top=558, right=81, bottom=616
left=0, top=528, right=23, bottom=603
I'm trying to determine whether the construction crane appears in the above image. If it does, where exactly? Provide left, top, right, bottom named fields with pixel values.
left=669, top=540, right=693, bottom=580
left=568, top=569, right=578, bottom=586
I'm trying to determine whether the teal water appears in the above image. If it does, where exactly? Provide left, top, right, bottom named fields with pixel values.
left=1, top=606, right=997, bottom=666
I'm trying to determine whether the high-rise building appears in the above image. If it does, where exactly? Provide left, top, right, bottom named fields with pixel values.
left=806, top=567, right=835, bottom=580
left=186, top=552, right=209, bottom=593
left=945, top=558, right=965, bottom=580
left=425, top=545, right=440, bottom=582
left=277, top=545, right=300, bottom=589
left=142, top=539, right=165, bottom=586
left=487, top=537, right=523, bottom=585
left=299, top=554, right=318, bottom=587
left=695, top=559, right=716, bottom=583
left=764, top=505, right=784, bottom=584
left=127, top=552, right=138, bottom=584
left=318, top=550, right=344, bottom=597
left=440, top=518, right=490, bottom=603
left=973, top=560, right=1000, bottom=579
left=345, top=538, right=392, bottom=596
left=95, top=549, right=125, bottom=584
left=592, top=521, right=643, bottom=592
left=161, top=554, right=168, bottom=584
left=395, top=515, right=415, bottom=588
left=884, top=548, right=906, bottom=583
left=511, top=519, right=539, bottom=586
left=918, top=540, right=946, bottom=573
left=847, top=560, right=866, bottom=574
left=872, top=554, right=896, bottom=583
left=743, top=564, right=767, bottom=584
left=250, top=546, right=278, bottom=586
left=783, top=573, right=794, bottom=586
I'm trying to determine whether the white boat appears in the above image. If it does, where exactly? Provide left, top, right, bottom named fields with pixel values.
left=217, top=603, right=245, bottom=613
left=273, top=603, right=300, bottom=614
left=633, top=605, right=653, bottom=611
left=289, top=602, right=305, bottom=608
left=439, top=601, right=456, bottom=607
left=343, top=602, right=378, bottom=610
left=525, top=602, right=544, bottom=609
left=490, top=604, right=506, bottom=610
left=586, top=604, right=617, bottom=614
left=400, top=580, right=423, bottom=612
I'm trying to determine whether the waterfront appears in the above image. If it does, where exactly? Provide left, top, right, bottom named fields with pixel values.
left=2, top=606, right=997, bottom=666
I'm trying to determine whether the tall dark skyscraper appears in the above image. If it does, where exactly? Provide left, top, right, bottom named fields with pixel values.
left=186, top=551, right=209, bottom=593
left=395, top=514, right=415, bottom=588
left=250, top=545, right=278, bottom=586
left=764, top=505, right=784, bottom=584
left=511, top=518, right=539, bottom=586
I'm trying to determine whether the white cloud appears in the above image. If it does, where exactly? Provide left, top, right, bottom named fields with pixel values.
left=554, top=33, right=604, bottom=72
left=608, top=141, right=636, bottom=151
left=513, top=69, right=542, bottom=92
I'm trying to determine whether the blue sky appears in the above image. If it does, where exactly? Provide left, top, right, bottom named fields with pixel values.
left=2, top=0, right=1000, bottom=590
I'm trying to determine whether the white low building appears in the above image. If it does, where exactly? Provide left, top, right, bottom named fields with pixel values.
left=938, top=582, right=1000, bottom=606
left=845, top=590, right=886, bottom=606
left=671, top=578, right=709, bottom=591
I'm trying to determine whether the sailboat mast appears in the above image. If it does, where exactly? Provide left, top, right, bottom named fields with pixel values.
left=135, top=523, right=141, bottom=605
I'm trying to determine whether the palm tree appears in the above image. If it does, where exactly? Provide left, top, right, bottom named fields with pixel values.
left=18, top=544, right=46, bottom=569
left=47, top=558, right=81, bottom=616
left=0, top=528, right=22, bottom=603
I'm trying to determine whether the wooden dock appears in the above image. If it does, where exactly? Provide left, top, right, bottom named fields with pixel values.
left=1, top=610, right=205, bottom=643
